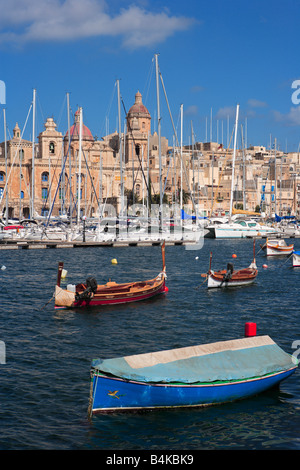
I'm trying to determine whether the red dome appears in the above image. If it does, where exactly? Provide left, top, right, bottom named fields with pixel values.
left=127, top=91, right=150, bottom=117
left=65, top=110, right=94, bottom=141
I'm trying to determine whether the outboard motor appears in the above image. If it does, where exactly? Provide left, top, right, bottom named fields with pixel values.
left=75, top=276, right=97, bottom=302
left=223, top=262, right=234, bottom=282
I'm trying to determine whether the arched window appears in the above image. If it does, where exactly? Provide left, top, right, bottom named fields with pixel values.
left=0, top=172, right=5, bottom=182
left=42, top=172, right=49, bottom=182
left=49, top=142, right=55, bottom=154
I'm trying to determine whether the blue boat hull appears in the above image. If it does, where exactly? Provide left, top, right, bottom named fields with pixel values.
left=89, top=367, right=296, bottom=414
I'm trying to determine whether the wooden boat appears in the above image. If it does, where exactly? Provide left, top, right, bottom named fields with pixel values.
left=54, top=241, right=167, bottom=309
left=88, top=333, right=297, bottom=414
left=292, top=250, right=300, bottom=267
left=265, top=238, right=294, bottom=256
left=206, top=241, right=258, bottom=288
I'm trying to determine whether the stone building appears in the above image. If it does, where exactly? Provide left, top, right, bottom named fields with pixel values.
left=0, top=91, right=175, bottom=220
left=0, top=90, right=299, bottom=221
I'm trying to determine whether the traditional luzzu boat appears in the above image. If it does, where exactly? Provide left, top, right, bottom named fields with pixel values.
left=265, top=238, right=294, bottom=256
left=88, top=327, right=298, bottom=414
left=292, top=250, right=300, bottom=267
left=206, top=241, right=258, bottom=288
left=54, top=242, right=167, bottom=309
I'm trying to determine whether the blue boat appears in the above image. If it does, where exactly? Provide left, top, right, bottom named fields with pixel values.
left=88, top=335, right=298, bottom=414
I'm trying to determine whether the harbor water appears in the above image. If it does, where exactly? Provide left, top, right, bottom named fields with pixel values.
left=0, top=238, right=299, bottom=450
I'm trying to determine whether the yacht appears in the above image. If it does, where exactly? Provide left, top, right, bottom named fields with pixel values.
left=205, top=218, right=279, bottom=239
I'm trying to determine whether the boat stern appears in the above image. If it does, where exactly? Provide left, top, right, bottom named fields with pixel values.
left=54, top=285, right=76, bottom=308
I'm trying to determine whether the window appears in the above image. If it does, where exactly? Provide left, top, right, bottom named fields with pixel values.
left=20, top=191, right=24, bottom=200
left=42, top=172, right=49, bottom=182
left=0, top=172, right=4, bottom=182
left=49, top=142, right=55, bottom=154
left=42, top=188, right=48, bottom=199
left=0, top=187, right=3, bottom=197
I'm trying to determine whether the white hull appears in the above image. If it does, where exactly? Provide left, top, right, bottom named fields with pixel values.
left=206, top=219, right=278, bottom=239
left=213, top=228, right=276, bottom=239
left=207, top=274, right=255, bottom=288
left=266, top=246, right=293, bottom=256
left=292, top=253, right=300, bottom=267
left=266, top=239, right=294, bottom=256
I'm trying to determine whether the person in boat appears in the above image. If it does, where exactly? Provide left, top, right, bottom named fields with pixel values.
left=223, top=262, right=234, bottom=282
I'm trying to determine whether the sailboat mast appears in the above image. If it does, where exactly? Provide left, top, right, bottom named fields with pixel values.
left=155, top=54, right=163, bottom=231
left=180, top=103, right=183, bottom=225
left=31, top=88, right=36, bottom=219
left=77, top=107, right=83, bottom=225
left=3, top=108, right=8, bottom=223
left=274, top=137, right=277, bottom=215
left=229, top=104, right=239, bottom=219
left=67, top=92, right=72, bottom=227
left=117, top=79, right=124, bottom=217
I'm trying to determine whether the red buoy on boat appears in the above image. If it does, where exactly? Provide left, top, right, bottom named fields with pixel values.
left=245, top=322, right=257, bottom=337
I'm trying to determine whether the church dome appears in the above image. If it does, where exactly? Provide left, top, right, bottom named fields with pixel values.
left=127, top=91, right=150, bottom=117
left=65, top=109, right=94, bottom=141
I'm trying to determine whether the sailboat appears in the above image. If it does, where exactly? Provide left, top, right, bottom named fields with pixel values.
left=204, top=105, right=278, bottom=239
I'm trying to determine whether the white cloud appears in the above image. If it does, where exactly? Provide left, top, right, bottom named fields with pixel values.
left=215, top=106, right=236, bottom=119
left=273, top=107, right=300, bottom=126
left=247, top=98, right=267, bottom=108
left=0, top=0, right=195, bottom=49
left=184, top=105, right=198, bottom=116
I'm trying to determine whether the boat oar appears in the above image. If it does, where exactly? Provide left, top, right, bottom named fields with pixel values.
left=195, top=274, right=208, bottom=289
left=278, top=252, right=293, bottom=268
left=41, top=293, right=55, bottom=309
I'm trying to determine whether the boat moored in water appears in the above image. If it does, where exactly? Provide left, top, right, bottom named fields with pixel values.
left=206, top=240, right=258, bottom=288
left=264, top=238, right=294, bottom=256
left=205, top=218, right=279, bottom=239
left=292, top=250, right=300, bottom=267
left=88, top=332, right=297, bottom=414
left=54, top=241, right=168, bottom=309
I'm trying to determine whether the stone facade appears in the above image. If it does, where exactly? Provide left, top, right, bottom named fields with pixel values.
left=0, top=91, right=299, bottom=220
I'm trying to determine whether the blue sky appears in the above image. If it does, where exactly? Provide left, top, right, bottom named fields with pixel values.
left=0, top=0, right=300, bottom=152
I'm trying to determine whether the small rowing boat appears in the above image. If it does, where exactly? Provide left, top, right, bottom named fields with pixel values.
left=292, top=250, right=300, bottom=267
left=54, top=241, right=168, bottom=309
left=265, top=238, right=294, bottom=256
left=88, top=330, right=297, bottom=414
left=206, top=241, right=258, bottom=288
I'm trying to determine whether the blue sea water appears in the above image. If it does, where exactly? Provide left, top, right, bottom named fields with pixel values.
left=0, top=238, right=299, bottom=450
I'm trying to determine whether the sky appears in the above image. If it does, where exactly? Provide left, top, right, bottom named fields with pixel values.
left=0, top=0, right=300, bottom=152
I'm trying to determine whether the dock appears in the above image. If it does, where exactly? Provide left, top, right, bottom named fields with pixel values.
left=0, top=239, right=197, bottom=250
